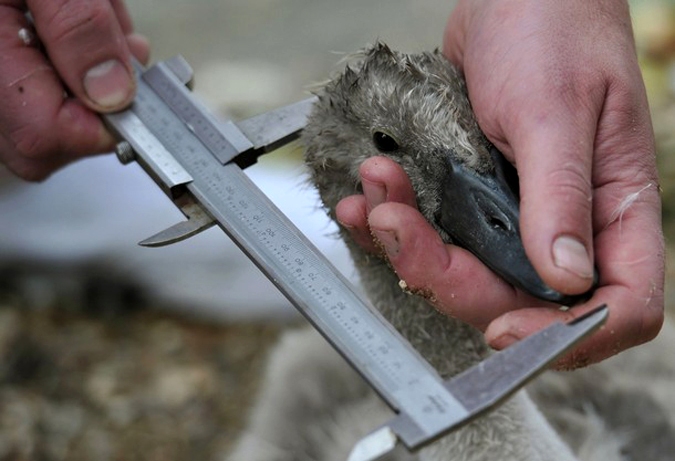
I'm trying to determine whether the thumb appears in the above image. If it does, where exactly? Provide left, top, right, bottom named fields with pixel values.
left=512, top=105, right=597, bottom=295
left=29, top=0, right=136, bottom=112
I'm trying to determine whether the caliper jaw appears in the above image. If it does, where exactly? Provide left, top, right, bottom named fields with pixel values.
left=105, top=56, right=313, bottom=247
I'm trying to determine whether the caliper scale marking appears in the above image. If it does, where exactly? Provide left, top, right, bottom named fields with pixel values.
left=125, top=61, right=468, bottom=439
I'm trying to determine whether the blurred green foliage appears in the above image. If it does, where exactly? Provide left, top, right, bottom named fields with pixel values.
left=632, top=0, right=675, bottom=237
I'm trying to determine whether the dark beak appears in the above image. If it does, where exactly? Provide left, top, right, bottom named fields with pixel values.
left=438, top=147, right=597, bottom=305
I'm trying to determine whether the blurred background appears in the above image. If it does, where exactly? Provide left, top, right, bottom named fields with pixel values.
left=1, top=0, right=675, bottom=459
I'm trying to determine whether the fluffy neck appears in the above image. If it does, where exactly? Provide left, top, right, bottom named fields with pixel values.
left=344, top=237, right=490, bottom=378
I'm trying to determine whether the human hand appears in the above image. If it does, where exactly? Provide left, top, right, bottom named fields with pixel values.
left=336, top=0, right=664, bottom=369
left=0, top=0, right=150, bottom=181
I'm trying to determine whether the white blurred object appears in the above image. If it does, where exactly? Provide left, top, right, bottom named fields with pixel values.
left=0, top=155, right=356, bottom=321
left=195, top=59, right=295, bottom=118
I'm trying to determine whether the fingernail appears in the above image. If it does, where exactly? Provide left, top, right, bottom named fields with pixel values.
left=485, top=315, right=526, bottom=350
left=552, top=235, right=594, bottom=279
left=337, top=219, right=355, bottom=230
left=372, top=229, right=399, bottom=257
left=83, top=59, right=134, bottom=109
left=362, top=178, right=387, bottom=212
left=487, top=332, right=519, bottom=350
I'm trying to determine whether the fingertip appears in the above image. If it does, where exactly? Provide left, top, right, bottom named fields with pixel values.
left=80, top=32, right=150, bottom=112
left=485, top=308, right=593, bottom=371
left=550, top=234, right=596, bottom=291
left=483, top=304, right=614, bottom=370
left=335, top=195, right=367, bottom=226
left=57, top=98, right=117, bottom=158
left=359, top=156, right=417, bottom=208
left=62, top=98, right=115, bottom=144
left=335, top=195, right=379, bottom=254
left=484, top=308, right=566, bottom=350
left=126, top=33, right=151, bottom=65
left=82, top=58, right=136, bottom=112
left=361, top=177, right=387, bottom=213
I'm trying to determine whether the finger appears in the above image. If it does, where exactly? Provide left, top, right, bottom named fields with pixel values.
left=359, top=156, right=418, bottom=211
left=487, top=185, right=664, bottom=369
left=486, top=284, right=662, bottom=370
left=109, top=0, right=151, bottom=64
left=368, top=202, right=543, bottom=330
left=0, top=5, right=113, bottom=180
left=335, top=195, right=380, bottom=254
left=509, top=85, right=601, bottom=296
left=342, top=155, right=546, bottom=329
left=109, top=0, right=134, bottom=34
left=335, top=156, right=419, bottom=255
left=28, top=0, right=136, bottom=112
left=486, top=306, right=588, bottom=369
left=126, top=32, right=150, bottom=64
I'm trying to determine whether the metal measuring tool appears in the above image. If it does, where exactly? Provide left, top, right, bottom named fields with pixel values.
left=103, top=56, right=608, bottom=460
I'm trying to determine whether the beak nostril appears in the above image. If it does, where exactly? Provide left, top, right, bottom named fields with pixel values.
left=487, top=215, right=509, bottom=232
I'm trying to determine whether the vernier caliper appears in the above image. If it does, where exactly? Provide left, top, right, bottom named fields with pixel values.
left=103, top=56, right=608, bottom=460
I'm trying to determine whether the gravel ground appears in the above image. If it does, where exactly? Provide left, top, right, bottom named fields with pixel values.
left=0, top=287, right=283, bottom=461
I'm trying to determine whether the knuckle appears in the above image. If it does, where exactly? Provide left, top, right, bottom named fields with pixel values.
left=13, top=164, right=51, bottom=182
left=547, top=61, right=605, bottom=111
left=47, top=1, right=114, bottom=45
left=639, top=304, right=664, bottom=344
left=7, top=122, right=52, bottom=162
left=545, top=161, right=593, bottom=209
left=1, top=144, right=50, bottom=183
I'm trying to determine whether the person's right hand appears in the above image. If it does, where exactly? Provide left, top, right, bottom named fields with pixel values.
left=0, top=0, right=150, bottom=181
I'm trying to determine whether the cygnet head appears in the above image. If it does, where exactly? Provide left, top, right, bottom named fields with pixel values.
left=303, top=43, right=595, bottom=305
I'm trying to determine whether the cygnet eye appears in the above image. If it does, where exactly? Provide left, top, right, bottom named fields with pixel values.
left=372, top=131, right=399, bottom=152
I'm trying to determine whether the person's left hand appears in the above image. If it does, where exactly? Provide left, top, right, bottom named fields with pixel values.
left=334, top=0, right=665, bottom=370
